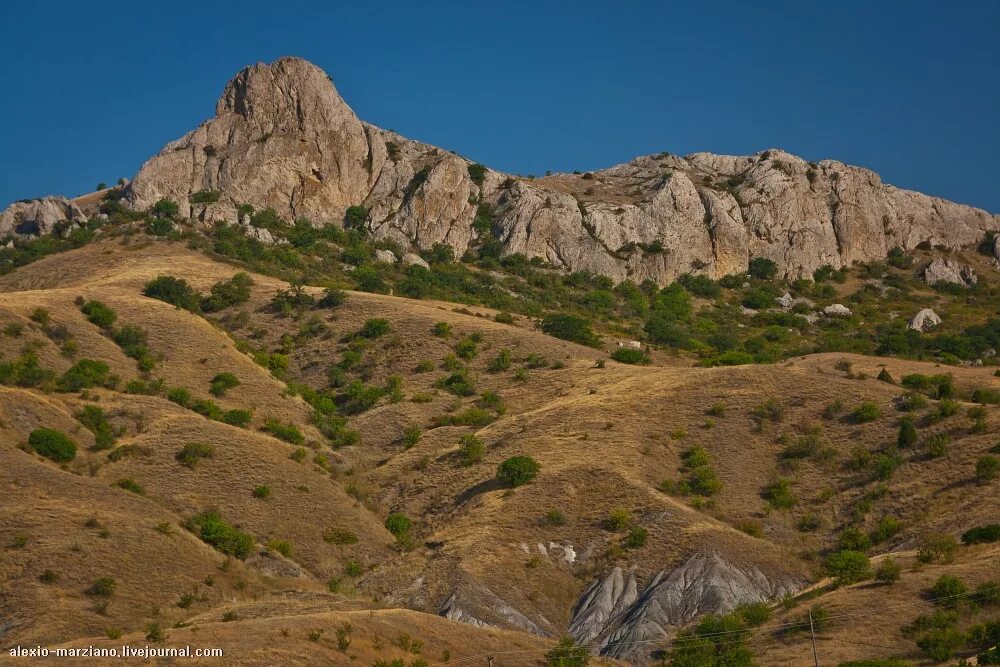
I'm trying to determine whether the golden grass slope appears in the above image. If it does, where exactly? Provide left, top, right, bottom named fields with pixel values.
left=1, top=237, right=999, bottom=664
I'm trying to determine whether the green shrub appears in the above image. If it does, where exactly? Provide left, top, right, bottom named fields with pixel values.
left=263, top=419, right=304, bottom=444
left=401, top=425, right=422, bottom=449
left=973, top=388, right=1000, bottom=404
left=176, top=442, right=214, bottom=468
left=611, top=347, right=650, bottom=365
left=323, top=527, right=358, bottom=545
left=80, top=300, right=117, bottom=328
left=201, top=272, right=253, bottom=312
left=28, top=428, right=77, bottom=462
left=752, top=398, right=784, bottom=425
left=487, top=348, right=512, bottom=373
left=497, top=455, right=540, bottom=487
left=871, top=516, right=903, bottom=543
left=962, top=524, right=1000, bottom=544
left=762, top=478, right=796, bottom=509
left=926, top=433, right=950, bottom=458
left=59, top=358, right=110, bottom=391
left=624, top=526, right=648, bottom=549
left=114, top=478, right=144, bottom=494
left=384, top=513, right=411, bottom=538
left=837, top=527, right=871, bottom=552
left=112, top=324, right=154, bottom=370
left=252, top=485, right=270, bottom=499
left=543, top=509, right=566, bottom=526
left=455, top=337, right=478, bottom=360
left=151, top=198, right=179, bottom=218
left=143, top=275, right=202, bottom=312
left=852, top=402, right=881, bottom=423
left=735, top=602, right=772, bottom=627
left=976, top=455, right=999, bottom=482
left=167, top=386, right=191, bottom=407
left=185, top=511, right=253, bottom=559
left=687, top=465, right=723, bottom=496
left=897, top=418, right=917, bottom=448
left=874, top=557, right=902, bottom=584
left=459, top=434, right=486, bottom=465
left=917, top=532, right=959, bottom=564
left=467, top=163, right=487, bottom=186
left=209, top=372, right=240, bottom=397
left=798, top=513, right=822, bottom=532
left=930, top=575, right=968, bottom=608
left=87, top=577, right=117, bottom=597
left=29, top=307, right=50, bottom=325
left=191, top=398, right=223, bottom=420
left=343, top=205, right=368, bottom=229
left=916, top=627, right=965, bottom=661
left=748, top=257, right=778, bottom=280
left=189, top=190, right=221, bottom=204
left=267, top=539, right=293, bottom=557
left=540, top=314, right=600, bottom=347
left=824, top=550, right=871, bottom=584
left=317, top=287, right=348, bottom=308
left=664, top=614, right=754, bottom=666
left=437, top=369, right=476, bottom=396
left=76, top=405, right=116, bottom=449
left=358, top=318, right=389, bottom=339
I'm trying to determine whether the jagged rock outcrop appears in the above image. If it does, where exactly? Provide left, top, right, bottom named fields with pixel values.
left=909, top=308, right=942, bottom=331
left=568, top=566, right=639, bottom=645
left=438, top=583, right=550, bottom=636
left=569, top=554, right=804, bottom=658
left=923, top=258, right=977, bottom=287
left=7, top=57, right=999, bottom=286
left=0, top=196, right=86, bottom=237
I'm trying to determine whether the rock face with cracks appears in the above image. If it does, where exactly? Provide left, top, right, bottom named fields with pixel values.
left=108, top=57, right=1000, bottom=286
left=568, top=553, right=803, bottom=658
left=0, top=197, right=87, bottom=237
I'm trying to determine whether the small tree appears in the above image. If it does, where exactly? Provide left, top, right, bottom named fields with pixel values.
left=497, top=456, right=540, bottom=487
left=976, top=455, right=999, bottom=483
left=545, top=637, right=589, bottom=667
left=151, top=198, right=179, bottom=219
left=748, top=257, right=778, bottom=280
left=897, top=418, right=917, bottom=448
left=824, top=550, right=872, bottom=585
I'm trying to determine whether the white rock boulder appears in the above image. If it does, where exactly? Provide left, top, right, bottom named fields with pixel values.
left=923, top=258, right=977, bottom=287
left=402, top=252, right=430, bottom=270
left=823, top=304, right=852, bottom=317
left=908, top=308, right=942, bottom=331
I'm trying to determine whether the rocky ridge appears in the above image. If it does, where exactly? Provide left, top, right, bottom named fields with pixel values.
left=4, top=56, right=998, bottom=285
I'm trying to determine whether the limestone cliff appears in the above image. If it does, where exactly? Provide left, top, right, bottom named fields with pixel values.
left=7, top=56, right=999, bottom=283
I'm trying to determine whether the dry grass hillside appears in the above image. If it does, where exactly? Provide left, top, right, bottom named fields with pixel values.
left=2, top=237, right=999, bottom=665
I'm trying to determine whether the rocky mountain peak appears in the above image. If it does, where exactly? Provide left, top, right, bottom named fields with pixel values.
left=4, top=57, right=999, bottom=285
left=215, top=56, right=358, bottom=133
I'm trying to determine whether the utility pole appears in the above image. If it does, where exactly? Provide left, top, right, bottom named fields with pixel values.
left=809, top=610, right=820, bottom=667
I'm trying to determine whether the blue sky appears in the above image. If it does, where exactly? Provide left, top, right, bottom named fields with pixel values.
left=1, top=1, right=997, bottom=211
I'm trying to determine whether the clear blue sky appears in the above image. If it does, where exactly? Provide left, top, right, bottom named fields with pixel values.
left=1, top=1, right=998, bottom=211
